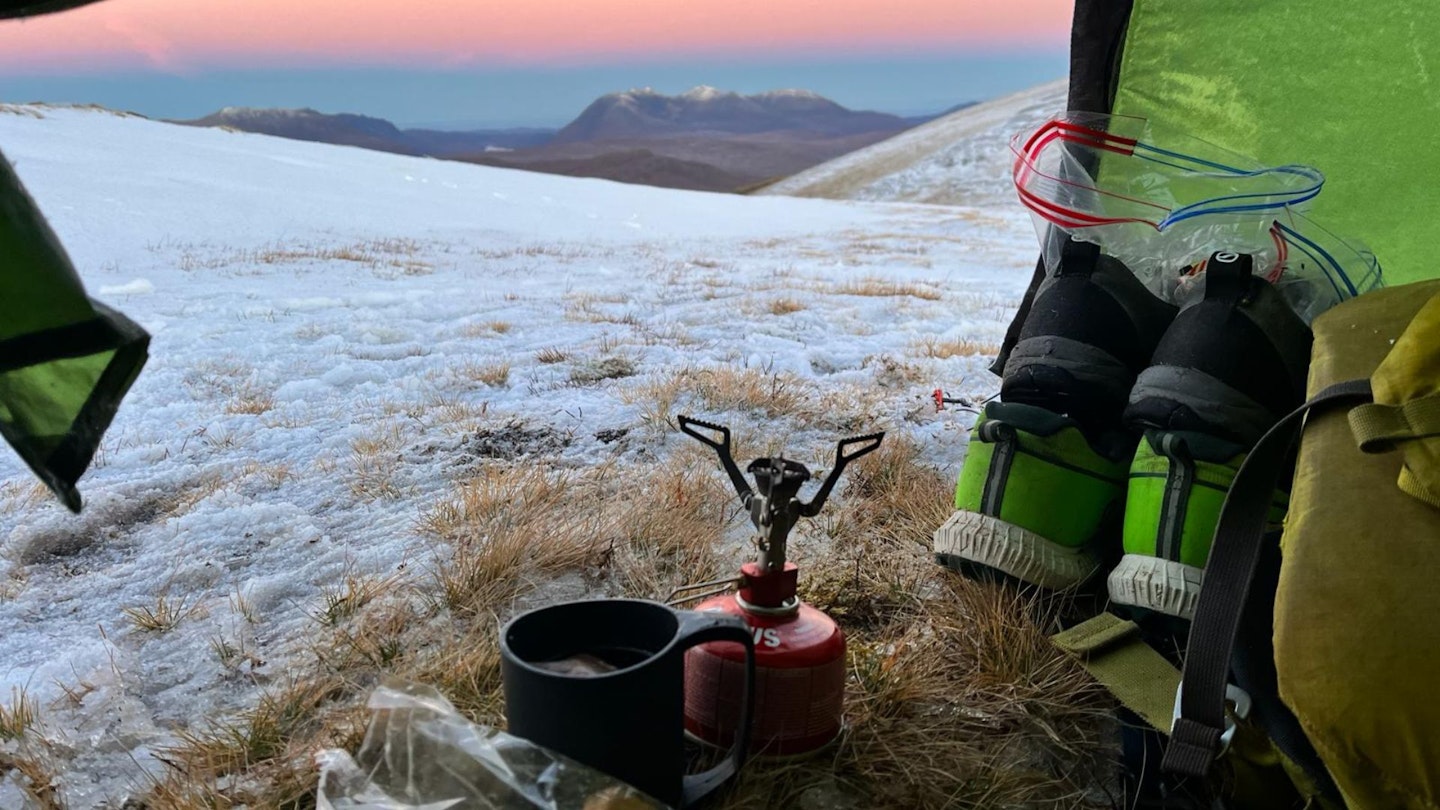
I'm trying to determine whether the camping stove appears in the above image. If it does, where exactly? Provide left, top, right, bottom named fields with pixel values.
left=673, top=415, right=883, bottom=756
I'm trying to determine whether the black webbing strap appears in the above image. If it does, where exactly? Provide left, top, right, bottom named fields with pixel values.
left=1163, top=378, right=1374, bottom=776
left=0, top=314, right=132, bottom=375
left=990, top=0, right=1134, bottom=378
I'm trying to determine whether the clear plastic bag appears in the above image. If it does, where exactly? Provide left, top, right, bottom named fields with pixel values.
left=1012, top=113, right=1382, bottom=322
left=316, top=681, right=669, bottom=810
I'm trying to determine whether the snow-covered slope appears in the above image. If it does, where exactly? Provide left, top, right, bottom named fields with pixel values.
left=0, top=106, right=1037, bottom=806
left=759, top=79, right=1066, bottom=206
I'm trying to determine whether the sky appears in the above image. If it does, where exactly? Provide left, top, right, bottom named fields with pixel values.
left=0, top=0, right=1072, bottom=128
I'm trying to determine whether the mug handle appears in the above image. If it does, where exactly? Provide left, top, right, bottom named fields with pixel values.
left=675, top=610, right=756, bottom=807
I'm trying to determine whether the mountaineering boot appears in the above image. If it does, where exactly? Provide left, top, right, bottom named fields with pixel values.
left=933, top=402, right=1128, bottom=588
left=1123, top=251, right=1312, bottom=447
left=1001, top=236, right=1180, bottom=437
left=934, top=237, right=1178, bottom=589
left=1107, top=430, right=1288, bottom=621
left=1109, top=251, right=1311, bottom=620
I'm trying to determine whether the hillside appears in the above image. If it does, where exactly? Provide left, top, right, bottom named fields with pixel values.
left=758, top=79, right=1067, bottom=206
left=464, top=129, right=900, bottom=192
left=465, top=146, right=756, bottom=193
left=178, top=106, right=554, bottom=156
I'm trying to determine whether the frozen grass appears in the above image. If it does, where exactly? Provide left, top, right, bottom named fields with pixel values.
left=135, top=438, right=1112, bottom=809
left=458, top=359, right=512, bottom=387
left=915, top=335, right=1003, bottom=360
left=0, top=751, right=62, bottom=810
left=831, top=277, right=944, bottom=301
left=769, top=297, right=806, bottom=315
left=0, top=687, right=37, bottom=742
left=123, top=593, right=200, bottom=633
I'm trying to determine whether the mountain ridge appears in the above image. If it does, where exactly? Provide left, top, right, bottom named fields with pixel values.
left=176, top=86, right=962, bottom=192
left=552, top=86, right=908, bottom=144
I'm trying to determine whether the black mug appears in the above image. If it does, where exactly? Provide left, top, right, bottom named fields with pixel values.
left=501, top=598, right=756, bottom=807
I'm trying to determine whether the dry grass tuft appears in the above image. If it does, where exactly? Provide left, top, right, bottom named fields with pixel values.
left=426, top=397, right=490, bottom=435
left=225, top=379, right=276, bottom=415
left=915, top=335, right=1002, bottom=360
left=0, top=686, right=38, bottom=742
left=150, top=674, right=359, bottom=807
left=834, top=277, right=944, bottom=301
left=460, top=359, right=512, bottom=387
left=419, top=465, right=604, bottom=616
left=536, top=346, right=569, bottom=365
left=622, top=365, right=814, bottom=432
left=769, top=297, right=806, bottom=315
left=312, top=570, right=403, bottom=627
left=0, top=748, right=64, bottom=810
left=348, top=424, right=406, bottom=501
left=695, top=366, right=808, bottom=416
left=124, top=593, right=199, bottom=634
left=462, top=320, right=514, bottom=338
left=407, top=629, right=506, bottom=724
left=0, top=481, right=51, bottom=516
left=602, top=454, right=735, bottom=599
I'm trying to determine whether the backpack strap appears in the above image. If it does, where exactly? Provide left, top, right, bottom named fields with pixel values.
left=1053, top=612, right=1181, bottom=732
left=1163, top=378, right=1374, bottom=776
left=1350, top=396, right=1440, bottom=508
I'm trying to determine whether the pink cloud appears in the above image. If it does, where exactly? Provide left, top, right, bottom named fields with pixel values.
left=0, top=0, right=1072, bottom=73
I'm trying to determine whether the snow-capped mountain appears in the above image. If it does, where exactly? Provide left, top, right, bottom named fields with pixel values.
left=551, top=86, right=911, bottom=143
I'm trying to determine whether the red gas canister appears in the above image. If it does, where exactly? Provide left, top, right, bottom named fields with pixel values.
left=684, top=595, right=845, bottom=754
left=673, top=417, right=882, bottom=758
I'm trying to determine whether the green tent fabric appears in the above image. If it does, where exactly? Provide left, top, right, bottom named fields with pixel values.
left=1, top=0, right=147, bottom=511
left=1109, top=1, right=1440, bottom=286
left=0, top=152, right=149, bottom=511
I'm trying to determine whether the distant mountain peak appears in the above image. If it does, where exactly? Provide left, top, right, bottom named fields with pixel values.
left=756, top=89, right=823, bottom=100
left=680, top=85, right=731, bottom=101
left=553, top=86, right=904, bottom=144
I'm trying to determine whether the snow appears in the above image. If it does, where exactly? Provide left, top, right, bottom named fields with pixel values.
left=0, top=101, right=1039, bottom=806
left=679, top=85, right=728, bottom=101
left=757, top=89, right=823, bottom=100
left=761, top=79, right=1067, bottom=207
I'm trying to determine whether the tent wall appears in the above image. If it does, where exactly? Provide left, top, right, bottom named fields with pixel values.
left=1111, top=1, right=1440, bottom=286
left=0, top=152, right=149, bottom=511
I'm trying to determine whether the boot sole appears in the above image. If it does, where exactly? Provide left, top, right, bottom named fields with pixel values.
left=1107, top=553, right=1204, bottom=620
left=932, top=510, right=1099, bottom=590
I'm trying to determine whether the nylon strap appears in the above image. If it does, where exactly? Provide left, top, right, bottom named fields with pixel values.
left=1349, top=395, right=1440, bottom=450
left=1053, top=612, right=1180, bottom=734
left=1163, top=378, right=1374, bottom=777
left=1397, top=465, right=1440, bottom=509
left=1350, top=394, right=1440, bottom=507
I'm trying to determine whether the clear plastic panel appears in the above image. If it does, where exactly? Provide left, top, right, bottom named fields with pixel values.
left=317, top=681, right=670, bottom=810
left=1012, top=113, right=1382, bottom=322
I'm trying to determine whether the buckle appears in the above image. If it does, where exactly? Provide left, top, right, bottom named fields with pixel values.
left=1172, top=682, right=1252, bottom=756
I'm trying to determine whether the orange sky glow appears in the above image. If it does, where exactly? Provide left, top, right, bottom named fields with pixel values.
left=0, top=0, right=1073, bottom=73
